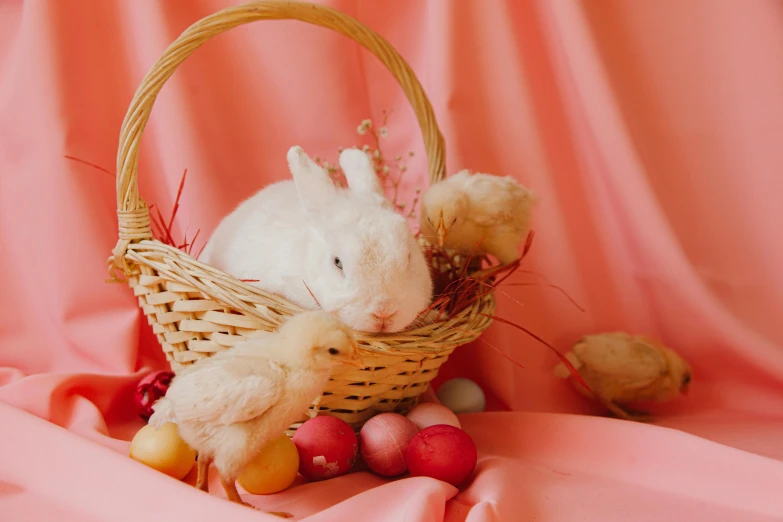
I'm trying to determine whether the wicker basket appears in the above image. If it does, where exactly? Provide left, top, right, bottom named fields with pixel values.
left=109, top=0, right=495, bottom=433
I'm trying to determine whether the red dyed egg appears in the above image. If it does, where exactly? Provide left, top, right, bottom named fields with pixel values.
left=292, top=416, right=358, bottom=481
left=359, top=413, right=419, bottom=477
left=406, top=424, right=477, bottom=487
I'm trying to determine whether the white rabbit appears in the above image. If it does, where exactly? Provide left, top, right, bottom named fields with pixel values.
left=199, top=146, right=434, bottom=333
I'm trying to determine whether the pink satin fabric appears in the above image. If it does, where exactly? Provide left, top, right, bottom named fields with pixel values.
left=1, top=1, right=782, bottom=520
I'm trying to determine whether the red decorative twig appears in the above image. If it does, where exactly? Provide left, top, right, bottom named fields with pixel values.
left=65, top=154, right=205, bottom=257
left=480, top=313, right=592, bottom=394
left=65, top=155, right=112, bottom=176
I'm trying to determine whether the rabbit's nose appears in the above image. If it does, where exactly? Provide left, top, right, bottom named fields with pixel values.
left=372, top=309, right=397, bottom=320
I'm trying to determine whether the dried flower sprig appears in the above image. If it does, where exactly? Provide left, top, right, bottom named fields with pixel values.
left=315, top=110, right=420, bottom=219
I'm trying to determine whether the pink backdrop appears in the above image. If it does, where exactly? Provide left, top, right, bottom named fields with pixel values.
left=2, top=0, right=783, bottom=520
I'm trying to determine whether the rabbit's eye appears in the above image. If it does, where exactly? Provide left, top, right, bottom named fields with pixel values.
left=334, top=257, right=343, bottom=270
left=328, top=348, right=339, bottom=355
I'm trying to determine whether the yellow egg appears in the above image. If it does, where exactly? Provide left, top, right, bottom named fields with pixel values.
left=129, top=422, right=197, bottom=480
left=238, top=434, right=300, bottom=495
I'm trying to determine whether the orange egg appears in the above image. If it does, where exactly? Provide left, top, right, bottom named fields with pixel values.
left=238, top=434, right=300, bottom=495
left=129, top=422, right=196, bottom=480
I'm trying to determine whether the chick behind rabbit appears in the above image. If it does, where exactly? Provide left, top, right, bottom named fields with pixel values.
left=200, top=147, right=433, bottom=333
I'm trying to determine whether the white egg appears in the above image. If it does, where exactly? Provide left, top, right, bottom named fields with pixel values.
left=436, top=378, right=486, bottom=414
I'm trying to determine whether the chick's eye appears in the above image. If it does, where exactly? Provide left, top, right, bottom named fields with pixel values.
left=328, top=348, right=339, bottom=355
left=451, top=218, right=457, bottom=225
left=334, top=257, right=343, bottom=270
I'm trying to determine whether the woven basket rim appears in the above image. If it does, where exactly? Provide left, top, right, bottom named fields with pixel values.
left=122, top=239, right=496, bottom=356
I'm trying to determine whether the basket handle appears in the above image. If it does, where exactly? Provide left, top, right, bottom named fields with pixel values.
left=113, top=0, right=446, bottom=270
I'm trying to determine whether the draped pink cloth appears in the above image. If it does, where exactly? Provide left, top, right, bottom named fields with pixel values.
left=2, top=0, right=782, bottom=520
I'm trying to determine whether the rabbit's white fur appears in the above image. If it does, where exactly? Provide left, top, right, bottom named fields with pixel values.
left=200, top=146, right=433, bottom=333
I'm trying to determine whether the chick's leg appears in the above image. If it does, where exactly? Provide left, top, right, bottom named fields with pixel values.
left=196, top=454, right=212, bottom=492
left=601, top=399, right=653, bottom=423
left=618, top=406, right=654, bottom=423
left=220, top=475, right=245, bottom=504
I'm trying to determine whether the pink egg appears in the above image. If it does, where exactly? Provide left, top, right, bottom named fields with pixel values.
left=406, top=403, right=461, bottom=430
left=359, top=413, right=419, bottom=477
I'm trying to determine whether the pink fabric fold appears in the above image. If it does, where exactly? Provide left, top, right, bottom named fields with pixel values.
left=2, top=0, right=782, bottom=520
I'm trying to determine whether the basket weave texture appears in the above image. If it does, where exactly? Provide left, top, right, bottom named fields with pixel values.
left=109, top=0, right=495, bottom=433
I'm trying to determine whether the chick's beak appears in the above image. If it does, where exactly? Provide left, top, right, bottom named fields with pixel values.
left=680, top=373, right=692, bottom=395
left=344, top=357, right=364, bottom=368
left=436, top=213, right=447, bottom=247
left=343, top=342, right=364, bottom=368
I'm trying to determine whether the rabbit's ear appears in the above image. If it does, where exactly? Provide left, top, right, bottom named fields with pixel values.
left=339, top=148, right=385, bottom=199
left=287, top=146, right=336, bottom=216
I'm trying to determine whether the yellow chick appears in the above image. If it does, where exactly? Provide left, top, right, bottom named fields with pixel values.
left=419, top=170, right=538, bottom=265
left=553, top=332, right=693, bottom=421
left=149, top=311, right=363, bottom=516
